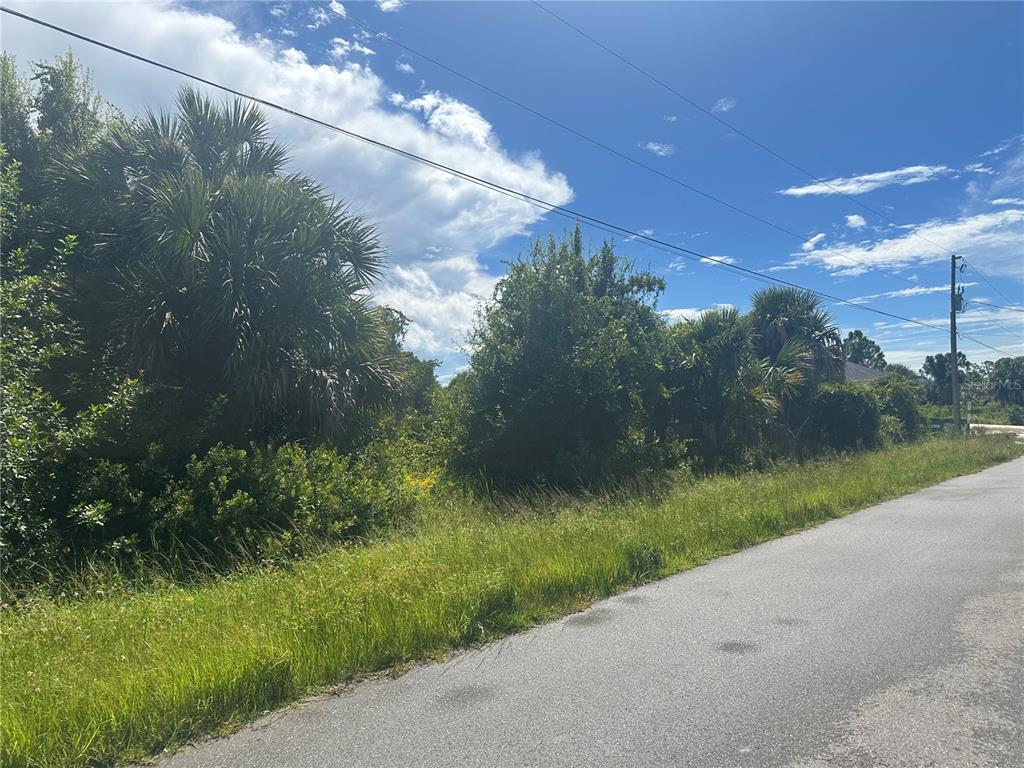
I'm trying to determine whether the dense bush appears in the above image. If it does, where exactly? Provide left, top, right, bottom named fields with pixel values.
left=458, top=226, right=678, bottom=489
left=871, top=375, right=926, bottom=442
left=151, top=441, right=420, bottom=562
left=805, top=384, right=882, bottom=451
left=4, top=52, right=968, bottom=590
left=663, top=307, right=805, bottom=470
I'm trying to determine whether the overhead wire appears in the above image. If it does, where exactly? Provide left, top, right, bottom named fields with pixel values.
left=313, top=0, right=921, bottom=288
left=0, top=5, right=1012, bottom=357
left=530, top=0, right=1021, bottom=294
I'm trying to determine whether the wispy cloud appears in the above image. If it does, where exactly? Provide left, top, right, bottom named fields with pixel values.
left=377, top=0, right=404, bottom=11
left=778, top=164, right=954, bottom=197
left=625, top=227, right=655, bottom=242
left=395, top=60, right=414, bottom=74
left=801, top=233, right=826, bottom=252
left=662, top=304, right=736, bottom=323
left=639, top=141, right=674, bottom=157
left=700, top=255, right=737, bottom=266
left=663, top=115, right=678, bottom=122
left=965, top=162, right=995, bottom=175
left=845, top=214, right=867, bottom=229
left=329, top=37, right=375, bottom=58
left=711, top=96, right=736, bottom=114
left=329, top=1, right=347, bottom=16
left=849, top=282, right=977, bottom=304
left=992, top=197, right=1024, bottom=206
left=980, top=134, right=1023, bottom=158
left=792, top=209, right=1024, bottom=277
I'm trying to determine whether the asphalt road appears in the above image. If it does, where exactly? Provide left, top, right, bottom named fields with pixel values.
left=164, top=458, right=1024, bottom=768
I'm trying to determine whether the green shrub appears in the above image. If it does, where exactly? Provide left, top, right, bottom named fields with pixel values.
left=871, top=375, right=926, bottom=441
left=878, top=415, right=905, bottom=445
left=150, top=442, right=420, bottom=563
left=806, top=384, right=882, bottom=451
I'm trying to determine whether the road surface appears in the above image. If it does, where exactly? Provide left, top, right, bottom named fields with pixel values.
left=164, top=458, right=1024, bottom=768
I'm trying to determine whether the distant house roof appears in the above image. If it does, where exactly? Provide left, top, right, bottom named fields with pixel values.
left=845, top=361, right=885, bottom=382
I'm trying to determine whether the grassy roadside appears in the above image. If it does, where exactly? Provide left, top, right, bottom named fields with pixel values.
left=3, top=436, right=1021, bottom=768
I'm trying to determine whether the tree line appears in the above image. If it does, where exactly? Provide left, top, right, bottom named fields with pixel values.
left=2, top=54, right=1019, bottom=584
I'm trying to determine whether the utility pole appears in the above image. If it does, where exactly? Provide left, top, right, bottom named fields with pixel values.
left=950, top=254, right=963, bottom=435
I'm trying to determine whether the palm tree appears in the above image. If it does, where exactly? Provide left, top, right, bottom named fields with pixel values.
left=750, top=287, right=844, bottom=385
left=666, top=307, right=806, bottom=468
left=49, top=88, right=399, bottom=441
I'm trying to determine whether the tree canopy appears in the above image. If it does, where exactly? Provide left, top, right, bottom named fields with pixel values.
left=843, top=330, right=886, bottom=370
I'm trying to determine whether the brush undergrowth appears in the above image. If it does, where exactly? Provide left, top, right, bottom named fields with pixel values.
left=2, top=435, right=1021, bottom=768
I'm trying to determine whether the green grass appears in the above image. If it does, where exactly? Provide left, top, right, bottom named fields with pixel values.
left=921, top=402, right=1024, bottom=426
left=2, top=435, right=1022, bottom=768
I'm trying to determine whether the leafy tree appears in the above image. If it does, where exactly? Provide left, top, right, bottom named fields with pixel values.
left=30, top=51, right=108, bottom=155
left=48, top=87, right=400, bottom=442
left=0, top=54, right=38, bottom=195
left=459, top=226, right=675, bottom=488
left=843, top=329, right=886, bottom=369
left=663, top=307, right=804, bottom=469
left=1, top=52, right=113, bottom=253
left=921, top=352, right=968, bottom=405
left=884, top=363, right=920, bottom=381
left=750, top=287, right=844, bottom=385
left=990, top=356, right=1024, bottom=406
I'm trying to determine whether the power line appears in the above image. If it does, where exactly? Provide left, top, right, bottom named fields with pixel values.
left=961, top=259, right=1020, bottom=307
left=957, top=331, right=1017, bottom=357
left=0, top=5, right=1010, bottom=357
left=959, top=307, right=1020, bottom=341
left=529, top=1, right=991, bottom=264
left=961, top=300, right=1021, bottom=339
left=314, top=0, right=919, bottom=289
left=968, top=298, right=1024, bottom=314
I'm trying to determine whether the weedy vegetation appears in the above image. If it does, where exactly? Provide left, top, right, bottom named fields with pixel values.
left=2, top=53, right=1021, bottom=768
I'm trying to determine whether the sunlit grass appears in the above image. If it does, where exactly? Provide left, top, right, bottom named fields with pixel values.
left=2, top=435, right=1020, bottom=768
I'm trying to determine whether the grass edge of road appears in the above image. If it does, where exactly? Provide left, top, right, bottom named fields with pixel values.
left=3, top=435, right=1022, bottom=768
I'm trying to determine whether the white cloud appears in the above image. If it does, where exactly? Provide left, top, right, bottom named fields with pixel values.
left=992, top=197, right=1024, bottom=206
left=395, top=60, right=414, bottom=74
left=269, top=5, right=288, bottom=18
left=663, top=115, right=678, bottom=122
left=662, top=304, right=735, bottom=324
left=845, top=214, right=867, bottom=229
left=307, top=6, right=330, bottom=29
left=794, top=210, right=1024, bottom=278
left=329, top=37, right=375, bottom=59
left=1, top=0, right=572, bottom=361
left=981, top=134, right=1023, bottom=158
left=801, top=233, right=826, bottom=252
left=849, top=282, right=977, bottom=304
left=711, top=96, right=736, bottom=113
left=965, top=162, right=995, bottom=175
left=390, top=91, right=495, bottom=150
left=377, top=0, right=404, bottom=11
left=625, top=227, right=655, bottom=242
left=639, top=141, right=674, bottom=157
left=699, top=255, right=737, bottom=266
left=329, top=1, right=347, bottom=16
left=778, top=164, right=954, bottom=197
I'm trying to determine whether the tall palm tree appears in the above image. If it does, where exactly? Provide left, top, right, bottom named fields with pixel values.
left=750, top=287, right=845, bottom=385
left=49, top=88, right=399, bottom=441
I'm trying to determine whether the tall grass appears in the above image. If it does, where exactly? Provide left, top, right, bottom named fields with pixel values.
left=2, top=435, right=1020, bottom=768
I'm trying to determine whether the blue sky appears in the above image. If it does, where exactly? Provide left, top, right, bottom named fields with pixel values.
left=4, top=1, right=1022, bottom=379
